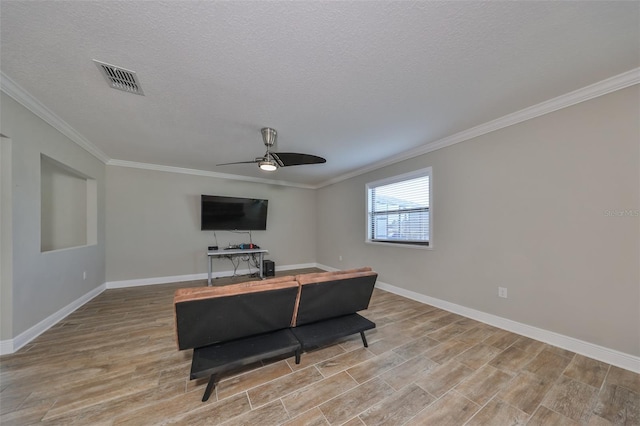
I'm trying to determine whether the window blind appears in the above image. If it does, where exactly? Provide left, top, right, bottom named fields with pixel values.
left=368, top=174, right=430, bottom=245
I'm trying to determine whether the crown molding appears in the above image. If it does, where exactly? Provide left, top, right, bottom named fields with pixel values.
left=0, top=71, right=315, bottom=189
left=3, top=67, right=637, bottom=189
left=316, top=67, right=640, bottom=188
left=107, top=159, right=317, bottom=189
left=0, top=71, right=111, bottom=163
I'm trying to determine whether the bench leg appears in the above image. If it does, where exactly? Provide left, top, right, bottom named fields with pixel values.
left=360, top=331, right=368, bottom=348
left=202, top=375, right=216, bottom=402
left=295, top=348, right=301, bottom=365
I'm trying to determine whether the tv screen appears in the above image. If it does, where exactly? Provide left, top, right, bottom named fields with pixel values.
left=201, top=195, right=268, bottom=231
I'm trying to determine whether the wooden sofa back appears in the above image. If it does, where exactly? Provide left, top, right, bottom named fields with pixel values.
left=174, top=276, right=299, bottom=350
left=174, top=268, right=378, bottom=350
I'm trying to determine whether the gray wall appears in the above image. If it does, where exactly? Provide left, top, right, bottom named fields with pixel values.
left=1, top=136, right=13, bottom=341
left=316, top=86, right=639, bottom=356
left=0, top=92, right=106, bottom=338
left=106, top=166, right=317, bottom=282
left=2, top=83, right=637, bottom=360
left=40, top=155, right=89, bottom=252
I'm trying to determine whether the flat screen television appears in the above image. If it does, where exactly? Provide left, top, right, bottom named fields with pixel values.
left=201, top=195, right=268, bottom=231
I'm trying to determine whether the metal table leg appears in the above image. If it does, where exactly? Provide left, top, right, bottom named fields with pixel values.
left=259, top=252, right=264, bottom=279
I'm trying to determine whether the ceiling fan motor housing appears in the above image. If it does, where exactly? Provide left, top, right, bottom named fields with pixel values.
left=261, top=127, right=277, bottom=147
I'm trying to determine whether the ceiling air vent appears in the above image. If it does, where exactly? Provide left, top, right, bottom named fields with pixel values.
left=93, top=60, right=144, bottom=95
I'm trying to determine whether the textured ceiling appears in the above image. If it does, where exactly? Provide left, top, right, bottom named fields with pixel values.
left=1, top=1, right=638, bottom=186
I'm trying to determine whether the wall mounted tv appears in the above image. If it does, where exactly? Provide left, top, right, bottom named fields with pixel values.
left=201, top=195, right=268, bottom=231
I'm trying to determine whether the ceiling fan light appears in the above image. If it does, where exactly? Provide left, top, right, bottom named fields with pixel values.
left=258, top=160, right=277, bottom=171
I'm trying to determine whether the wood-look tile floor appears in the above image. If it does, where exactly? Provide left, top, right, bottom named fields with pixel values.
left=1, top=269, right=639, bottom=425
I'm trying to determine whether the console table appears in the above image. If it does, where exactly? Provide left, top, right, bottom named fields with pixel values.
left=206, top=248, right=269, bottom=286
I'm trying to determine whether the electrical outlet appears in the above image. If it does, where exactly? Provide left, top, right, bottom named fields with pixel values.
left=339, top=255, right=343, bottom=261
left=83, top=271, right=87, bottom=280
left=498, top=287, right=508, bottom=298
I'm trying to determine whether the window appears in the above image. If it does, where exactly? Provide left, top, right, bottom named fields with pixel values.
left=366, top=168, right=431, bottom=247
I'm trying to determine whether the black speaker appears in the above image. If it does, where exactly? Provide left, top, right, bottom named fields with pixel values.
left=263, top=260, right=275, bottom=277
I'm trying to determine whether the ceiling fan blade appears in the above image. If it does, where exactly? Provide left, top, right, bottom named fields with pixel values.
left=271, top=152, right=326, bottom=167
left=216, top=160, right=259, bottom=166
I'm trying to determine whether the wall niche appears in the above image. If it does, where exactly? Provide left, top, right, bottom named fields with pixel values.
left=40, top=154, right=97, bottom=252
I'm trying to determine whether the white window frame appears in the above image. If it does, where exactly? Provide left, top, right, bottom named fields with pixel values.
left=365, top=167, right=432, bottom=249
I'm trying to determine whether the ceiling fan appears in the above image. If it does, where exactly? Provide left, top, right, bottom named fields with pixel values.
left=217, top=127, right=326, bottom=171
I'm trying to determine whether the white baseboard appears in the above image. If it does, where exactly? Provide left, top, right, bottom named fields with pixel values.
left=0, top=339, right=14, bottom=355
left=316, top=263, right=338, bottom=272
left=276, top=263, right=319, bottom=271
left=106, top=272, right=208, bottom=289
left=12, top=264, right=634, bottom=373
left=105, top=263, right=321, bottom=289
left=2, top=264, right=322, bottom=355
left=374, top=280, right=640, bottom=374
left=0, top=283, right=106, bottom=355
